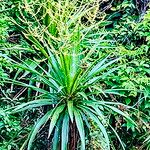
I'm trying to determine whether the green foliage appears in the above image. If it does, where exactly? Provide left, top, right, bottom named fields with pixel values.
left=0, top=0, right=150, bottom=150
left=0, top=109, right=21, bottom=150
left=103, top=2, right=150, bottom=149
left=0, top=0, right=137, bottom=150
left=141, top=131, right=150, bottom=150
left=1, top=45, right=135, bottom=150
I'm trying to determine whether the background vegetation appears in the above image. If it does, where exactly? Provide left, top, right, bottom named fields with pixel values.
left=0, top=0, right=150, bottom=150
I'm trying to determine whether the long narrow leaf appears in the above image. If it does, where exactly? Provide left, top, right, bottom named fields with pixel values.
left=48, top=104, right=65, bottom=137
left=74, top=108, right=85, bottom=150
left=80, top=105, right=110, bottom=150
left=27, top=110, right=52, bottom=150
left=13, top=99, right=54, bottom=113
left=102, top=104, right=136, bottom=125
left=109, top=125, right=126, bottom=150
left=67, top=101, right=74, bottom=123
left=61, top=112, right=69, bottom=150
left=52, top=113, right=64, bottom=150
